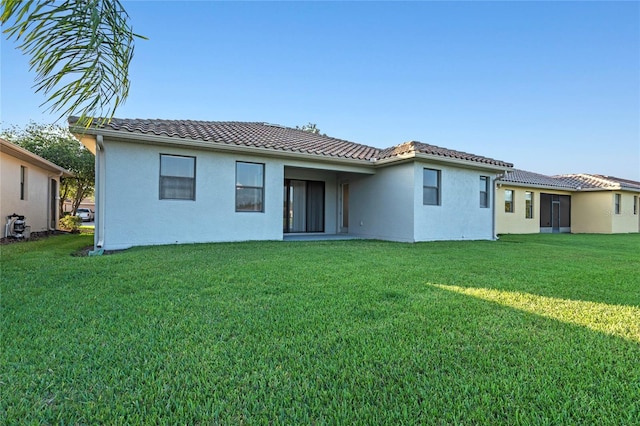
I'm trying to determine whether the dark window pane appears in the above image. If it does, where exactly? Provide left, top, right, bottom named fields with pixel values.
left=423, top=188, right=439, bottom=205
left=236, top=162, right=264, bottom=212
left=236, top=187, right=263, bottom=211
left=423, top=169, right=440, bottom=205
left=480, top=192, right=488, bottom=208
left=236, top=162, right=264, bottom=187
left=160, top=176, right=195, bottom=200
left=525, top=192, right=533, bottom=218
left=424, top=169, right=438, bottom=187
left=160, top=155, right=195, bottom=200
left=161, top=155, right=194, bottom=177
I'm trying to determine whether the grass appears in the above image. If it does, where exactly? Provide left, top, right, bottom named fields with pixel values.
left=1, top=233, right=639, bottom=424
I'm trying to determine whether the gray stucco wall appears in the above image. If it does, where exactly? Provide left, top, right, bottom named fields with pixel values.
left=413, top=162, right=495, bottom=241
left=348, top=162, right=415, bottom=242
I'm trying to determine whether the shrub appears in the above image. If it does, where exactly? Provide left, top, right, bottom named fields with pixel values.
left=59, top=215, right=82, bottom=232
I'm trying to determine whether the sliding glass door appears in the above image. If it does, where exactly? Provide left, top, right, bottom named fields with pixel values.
left=283, top=179, right=325, bottom=233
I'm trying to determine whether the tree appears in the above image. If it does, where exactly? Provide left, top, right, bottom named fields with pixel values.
left=2, top=123, right=95, bottom=215
left=296, top=122, right=323, bottom=135
left=1, top=0, right=144, bottom=124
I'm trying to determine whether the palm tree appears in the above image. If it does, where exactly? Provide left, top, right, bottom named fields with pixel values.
left=1, top=0, right=144, bottom=124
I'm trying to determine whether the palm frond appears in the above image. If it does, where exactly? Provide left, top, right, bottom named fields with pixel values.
left=1, top=0, right=145, bottom=126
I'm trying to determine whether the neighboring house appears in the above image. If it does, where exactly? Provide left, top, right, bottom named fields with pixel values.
left=62, top=198, right=95, bottom=215
left=496, top=169, right=640, bottom=234
left=70, top=118, right=513, bottom=250
left=0, top=138, right=72, bottom=236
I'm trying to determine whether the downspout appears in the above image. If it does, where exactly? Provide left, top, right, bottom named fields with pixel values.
left=89, top=134, right=105, bottom=256
left=492, top=176, right=498, bottom=240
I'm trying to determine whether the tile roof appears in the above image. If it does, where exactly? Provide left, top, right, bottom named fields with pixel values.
left=498, top=170, right=640, bottom=192
left=69, top=117, right=512, bottom=168
left=498, top=169, right=576, bottom=189
left=73, top=118, right=381, bottom=161
left=554, top=174, right=640, bottom=191
left=378, top=141, right=513, bottom=167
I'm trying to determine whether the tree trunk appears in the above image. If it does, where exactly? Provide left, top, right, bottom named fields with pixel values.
left=58, top=178, right=73, bottom=217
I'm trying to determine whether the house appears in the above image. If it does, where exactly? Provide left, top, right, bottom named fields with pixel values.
left=69, top=118, right=513, bottom=250
left=0, top=138, right=71, bottom=236
left=496, top=169, right=640, bottom=234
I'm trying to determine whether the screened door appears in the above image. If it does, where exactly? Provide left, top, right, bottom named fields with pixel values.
left=540, top=193, right=571, bottom=233
left=552, top=201, right=560, bottom=233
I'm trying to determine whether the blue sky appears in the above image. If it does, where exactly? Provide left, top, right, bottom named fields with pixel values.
left=2, top=1, right=639, bottom=179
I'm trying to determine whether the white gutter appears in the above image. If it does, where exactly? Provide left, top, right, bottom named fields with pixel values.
left=492, top=176, right=496, bottom=239
left=89, top=134, right=105, bottom=255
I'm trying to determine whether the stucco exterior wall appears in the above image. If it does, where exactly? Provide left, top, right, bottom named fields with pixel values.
left=99, top=139, right=284, bottom=249
left=348, top=162, right=415, bottom=242
left=93, top=138, right=508, bottom=248
left=571, top=192, right=612, bottom=233
left=1, top=151, right=59, bottom=234
left=611, top=192, right=640, bottom=233
left=494, top=185, right=540, bottom=234
left=572, top=191, right=639, bottom=234
left=413, top=162, right=495, bottom=241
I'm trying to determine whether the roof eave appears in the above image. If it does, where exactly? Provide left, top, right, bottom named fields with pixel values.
left=412, top=152, right=511, bottom=172
left=496, top=181, right=575, bottom=191
left=576, top=186, right=640, bottom=193
left=0, top=139, right=73, bottom=177
left=77, top=127, right=378, bottom=172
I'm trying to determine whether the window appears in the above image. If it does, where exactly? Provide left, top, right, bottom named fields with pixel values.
left=20, top=166, right=27, bottom=200
left=504, top=189, right=514, bottom=213
left=525, top=191, right=534, bottom=219
left=634, top=196, right=638, bottom=215
left=159, top=154, right=195, bottom=200
left=423, top=168, right=440, bottom=205
left=236, top=162, right=264, bottom=212
left=614, top=193, right=621, bottom=214
left=479, top=176, right=489, bottom=208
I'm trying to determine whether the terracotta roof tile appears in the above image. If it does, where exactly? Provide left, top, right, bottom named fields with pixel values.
left=93, top=118, right=382, bottom=161
left=498, top=170, right=640, bottom=192
left=69, top=117, right=512, bottom=167
left=554, top=174, right=640, bottom=191
left=498, top=169, right=576, bottom=189
left=379, top=141, right=513, bottom=168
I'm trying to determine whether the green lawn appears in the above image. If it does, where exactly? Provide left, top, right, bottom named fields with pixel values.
left=1, top=234, right=639, bottom=424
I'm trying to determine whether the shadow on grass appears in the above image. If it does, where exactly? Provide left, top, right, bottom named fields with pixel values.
left=429, top=283, right=640, bottom=343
